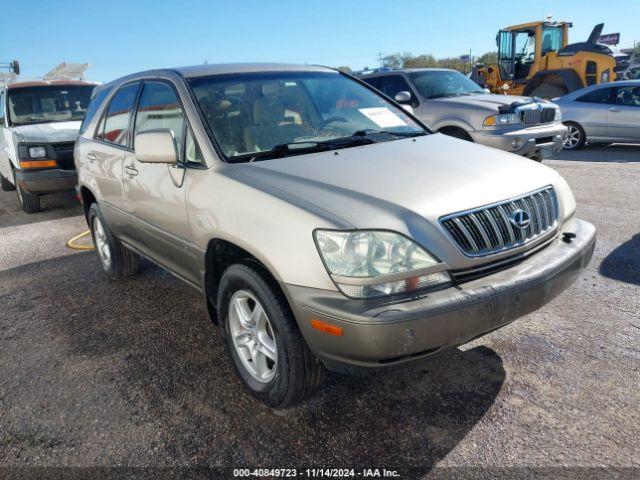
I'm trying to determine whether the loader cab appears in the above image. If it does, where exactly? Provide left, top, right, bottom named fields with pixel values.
left=497, top=22, right=569, bottom=83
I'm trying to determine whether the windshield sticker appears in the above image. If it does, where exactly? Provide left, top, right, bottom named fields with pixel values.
left=358, top=107, right=407, bottom=128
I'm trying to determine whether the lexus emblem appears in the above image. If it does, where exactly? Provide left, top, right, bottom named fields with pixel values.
left=509, top=209, right=531, bottom=229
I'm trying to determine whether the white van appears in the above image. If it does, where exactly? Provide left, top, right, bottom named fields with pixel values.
left=0, top=80, right=96, bottom=212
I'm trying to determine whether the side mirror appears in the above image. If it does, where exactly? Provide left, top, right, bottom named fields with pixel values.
left=484, top=88, right=491, bottom=94
left=394, top=91, right=413, bottom=104
left=134, top=130, right=178, bottom=164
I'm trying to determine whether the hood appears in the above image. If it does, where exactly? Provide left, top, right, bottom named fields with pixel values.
left=237, top=133, right=569, bottom=230
left=12, top=121, right=81, bottom=144
left=233, top=133, right=573, bottom=268
left=433, top=93, right=539, bottom=112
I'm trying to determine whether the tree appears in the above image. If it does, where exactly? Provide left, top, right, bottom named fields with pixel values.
left=477, top=51, right=498, bottom=66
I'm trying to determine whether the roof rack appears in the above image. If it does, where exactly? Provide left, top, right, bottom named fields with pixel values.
left=44, top=62, right=90, bottom=81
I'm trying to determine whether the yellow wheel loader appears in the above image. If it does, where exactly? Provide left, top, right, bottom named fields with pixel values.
left=472, top=21, right=616, bottom=98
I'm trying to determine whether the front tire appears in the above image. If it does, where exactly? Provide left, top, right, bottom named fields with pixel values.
left=218, top=263, right=325, bottom=408
left=88, top=203, right=140, bottom=279
left=1, top=172, right=15, bottom=192
left=563, top=122, right=586, bottom=150
left=13, top=169, right=41, bottom=213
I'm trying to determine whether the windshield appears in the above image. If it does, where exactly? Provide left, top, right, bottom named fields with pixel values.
left=408, top=70, right=485, bottom=99
left=188, top=71, right=424, bottom=162
left=8, top=85, right=95, bottom=126
left=541, top=26, right=564, bottom=55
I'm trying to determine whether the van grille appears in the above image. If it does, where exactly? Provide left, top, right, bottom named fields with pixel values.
left=51, top=142, right=75, bottom=170
left=517, top=104, right=556, bottom=125
left=440, top=186, right=559, bottom=257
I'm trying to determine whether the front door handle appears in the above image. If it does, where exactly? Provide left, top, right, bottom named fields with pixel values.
left=609, top=107, right=620, bottom=112
left=87, top=152, right=97, bottom=161
left=124, top=164, right=138, bottom=177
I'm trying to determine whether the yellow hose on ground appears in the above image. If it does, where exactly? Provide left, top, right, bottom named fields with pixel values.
left=66, top=230, right=95, bottom=251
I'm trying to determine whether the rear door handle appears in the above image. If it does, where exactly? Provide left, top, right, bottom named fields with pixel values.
left=124, top=164, right=138, bottom=177
left=609, top=107, right=620, bottom=112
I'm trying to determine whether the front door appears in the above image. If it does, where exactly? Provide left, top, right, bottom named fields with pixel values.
left=122, top=80, right=199, bottom=285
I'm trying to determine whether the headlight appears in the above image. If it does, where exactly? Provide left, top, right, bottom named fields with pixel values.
left=554, top=108, right=562, bottom=121
left=314, top=230, right=451, bottom=298
left=601, top=69, right=610, bottom=83
left=483, top=113, right=519, bottom=127
left=28, top=146, right=47, bottom=158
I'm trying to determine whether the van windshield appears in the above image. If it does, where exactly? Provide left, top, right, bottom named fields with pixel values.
left=188, top=71, right=425, bottom=162
left=8, top=85, right=95, bottom=126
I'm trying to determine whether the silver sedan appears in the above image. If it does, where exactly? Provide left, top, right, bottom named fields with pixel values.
left=554, top=80, right=640, bottom=150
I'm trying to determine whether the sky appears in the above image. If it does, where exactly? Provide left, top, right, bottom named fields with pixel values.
left=1, top=0, right=638, bottom=83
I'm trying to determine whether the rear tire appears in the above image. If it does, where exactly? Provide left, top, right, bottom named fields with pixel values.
left=529, top=84, right=568, bottom=99
left=1, top=172, right=15, bottom=191
left=88, top=203, right=140, bottom=279
left=13, top=169, right=41, bottom=213
left=217, top=263, right=325, bottom=408
left=563, top=122, right=586, bottom=150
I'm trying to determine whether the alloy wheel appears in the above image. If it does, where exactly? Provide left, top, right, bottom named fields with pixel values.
left=564, top=125, right=582, bottom=149
left=92, top=216, right=112, bottom=269
left=228, top=290, right=278, bottom=383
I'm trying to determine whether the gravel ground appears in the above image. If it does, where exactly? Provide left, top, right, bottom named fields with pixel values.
left=0, top=145, right=638, bottom=477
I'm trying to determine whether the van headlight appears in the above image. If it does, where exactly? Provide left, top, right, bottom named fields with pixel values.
left=28, top=146, right=47, bottom=158
left=483, top=113, right=519, bottom=127
left=314, top=230, right=451, bottom=298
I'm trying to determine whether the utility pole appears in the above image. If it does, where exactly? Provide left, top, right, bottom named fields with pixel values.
left=378, top=52, right=384, bottom=68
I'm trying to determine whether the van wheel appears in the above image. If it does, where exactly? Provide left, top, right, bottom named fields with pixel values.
left=1, top=173, right=15, bottom=191
left=88, top=203, right=140, bottom=279
left=13, top=170, right=41, bottom=213
left=563, top=122, right=586, bottom=150
left=218, top=263, right=325, bottom=408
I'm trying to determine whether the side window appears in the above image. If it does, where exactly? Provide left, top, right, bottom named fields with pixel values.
left=134, top=81, right=185, bottom=159
left=614, top=86, right=640, bottom=107
left=80, top=86, right=111, bottom=135
left=576, top=88, right=613, bottom=104
left=185, top=128, right=204, bottom=164
left=376, top=75, right=414, bottom=100
left=97, top=83, right=140, bottom=147
left=362, top=77, right=379, bottom=89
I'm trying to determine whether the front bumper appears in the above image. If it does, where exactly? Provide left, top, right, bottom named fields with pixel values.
left=471, top=123, right=567, bottom=159
left=284, top=217, right=595, bottom=373
left=15, top=168, right=77, bottom=194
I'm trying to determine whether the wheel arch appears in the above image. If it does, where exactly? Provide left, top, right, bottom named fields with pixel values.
left=523, top=69, right=584, bottom=96
left=79, top=185, right=97, bottom=221
left=204, top=238, right=286, bottom=324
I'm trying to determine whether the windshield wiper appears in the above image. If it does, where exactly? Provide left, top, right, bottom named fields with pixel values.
left=247, top=141, right=334, bottom=162
left=426, top=92, right=470, bottom=99
left=240, top=130, right=425, bottom=163
left=352, top=129, right=426, bottom=138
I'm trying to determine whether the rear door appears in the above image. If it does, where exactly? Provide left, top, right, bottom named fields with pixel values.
left=122, top=80, right=199, bottom=285
left=607, top=85, right=640, bottom=141
left=88, top=82, right=141, bottom=233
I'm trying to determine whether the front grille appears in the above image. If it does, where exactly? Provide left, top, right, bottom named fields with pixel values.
left=50, top=142, right=76, bottom=170
left=517, top=105, right=556, bottom=125
left=440, top=186, right=559, bottom=257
